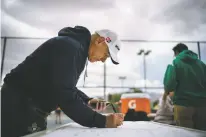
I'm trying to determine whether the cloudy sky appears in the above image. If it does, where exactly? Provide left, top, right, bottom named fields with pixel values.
left=1, top=0, right=206, bottom=98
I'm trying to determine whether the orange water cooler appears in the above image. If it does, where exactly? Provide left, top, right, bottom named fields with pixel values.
left=121, top=93, right=151, bottom=114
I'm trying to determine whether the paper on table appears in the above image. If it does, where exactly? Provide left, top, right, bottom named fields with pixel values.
left=41, top=122, right=206, bottom=137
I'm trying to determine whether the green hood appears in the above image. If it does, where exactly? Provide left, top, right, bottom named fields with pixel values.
left=164, top=50, right=206, bottom=107
left=176, top=50, right=198, bottom=63
left=176, top=50, right=205, bottom=89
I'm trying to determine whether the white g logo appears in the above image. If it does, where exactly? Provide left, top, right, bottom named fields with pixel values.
left=128, top=100, right=136, bottom=109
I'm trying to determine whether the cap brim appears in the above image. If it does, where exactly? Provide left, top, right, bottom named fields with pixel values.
left=109, top=49, right=119, bottom=65
left=111, top=58, right=119, bottom=65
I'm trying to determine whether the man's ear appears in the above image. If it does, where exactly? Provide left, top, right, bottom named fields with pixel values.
left=174, top=51, right=179, bottom=56
left=95, top=36, right=105, bottom=45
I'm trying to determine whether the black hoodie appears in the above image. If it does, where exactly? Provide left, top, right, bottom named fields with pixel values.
left=4, top=26, right=106, bottom=128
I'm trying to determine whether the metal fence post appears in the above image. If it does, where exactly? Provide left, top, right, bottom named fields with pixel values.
left=197, top=42, right=201, bottom=60
left=103, top=63, right=106, bottom=100
left=1, top=37, right=7, bottom=82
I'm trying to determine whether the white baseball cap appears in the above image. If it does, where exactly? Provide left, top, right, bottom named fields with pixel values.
left=96, top=29, right=121, bottom=65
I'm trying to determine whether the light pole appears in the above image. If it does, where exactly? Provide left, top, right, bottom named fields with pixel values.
left=119, top=76, right=126, bottom=92
left=137, top=49, right=151, bottom=92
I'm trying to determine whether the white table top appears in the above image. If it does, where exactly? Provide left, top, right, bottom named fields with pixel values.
left=25, top=121, right=206, bottom=137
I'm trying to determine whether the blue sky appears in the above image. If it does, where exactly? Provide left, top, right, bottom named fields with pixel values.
left=1, top=0, right=206, bottom=98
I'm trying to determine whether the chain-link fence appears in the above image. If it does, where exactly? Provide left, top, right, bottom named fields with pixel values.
left=1, top=37, right=206, bottom=100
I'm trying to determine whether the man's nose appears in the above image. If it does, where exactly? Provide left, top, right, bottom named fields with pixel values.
left=101, top=57, right=108, bottom=62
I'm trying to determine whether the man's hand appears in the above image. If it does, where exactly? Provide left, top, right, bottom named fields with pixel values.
left=105, top=113, right=125, bottom=128
left=88, top=98, right=104, bottom=104
left=88, top=98, right=107, bottom=111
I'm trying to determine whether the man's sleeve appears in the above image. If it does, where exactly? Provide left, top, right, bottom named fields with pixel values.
left=50, top=40, right=106, bottom=128
left=163, top=64, right=176, bottom=92
left=74, top=88, right=93, bottom=104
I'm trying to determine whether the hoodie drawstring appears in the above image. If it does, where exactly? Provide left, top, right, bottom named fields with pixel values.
left=83, top=59, right=88, bottom=87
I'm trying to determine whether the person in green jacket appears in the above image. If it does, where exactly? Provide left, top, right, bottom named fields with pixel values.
left=163, top=43, right=206, bottom=131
